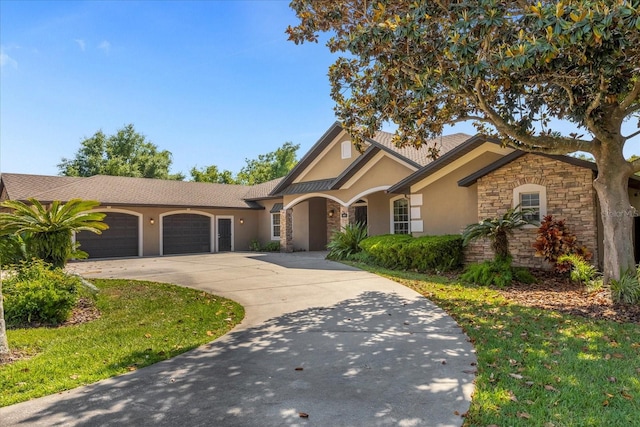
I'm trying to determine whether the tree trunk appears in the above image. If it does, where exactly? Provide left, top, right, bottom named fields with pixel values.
left=592, top=157, right=636, bottom=283
left=0, top=269, right=9, bottom=355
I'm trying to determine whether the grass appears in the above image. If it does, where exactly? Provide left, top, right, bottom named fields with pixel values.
left=350, top=263, right=640, bottom=427
left=0, top=279, right=244, bottom=407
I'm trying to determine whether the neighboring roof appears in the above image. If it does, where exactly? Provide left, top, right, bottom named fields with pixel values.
left=388, top=134, right=501, bottom=194
left=0, top=173, right=263, bottom=209
left=270, top=121, right=472, bottom=196
left=243, top=177, right=284, bottom=201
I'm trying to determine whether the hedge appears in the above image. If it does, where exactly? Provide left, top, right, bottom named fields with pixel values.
left=359, top=234, right=463, bottom=272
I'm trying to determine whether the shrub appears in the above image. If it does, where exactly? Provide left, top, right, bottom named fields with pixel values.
left=513, top=267, right=537, bottom=284
left=610, top=267, right=640, bottom=305
left=248, top=239, right=280, bottom=252
left=0, top=233, right=30, bottom=266
left=557, top=254, right=600, bottom=285
left=3, top=260, right=83, bottom=325
left=462, top=205, right=533, bottom=261
left=359, top=234, right=463, bottom=271
left=533, top=215, right=591, bottom=272
left=460, top=257, right=514, bottom=288
left=327, top=222, right=368, bottom=260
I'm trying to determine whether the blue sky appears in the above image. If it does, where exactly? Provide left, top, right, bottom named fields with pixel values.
left=1, top=1, right=638, bottom=178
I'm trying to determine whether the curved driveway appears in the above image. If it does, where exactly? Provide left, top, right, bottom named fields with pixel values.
left=1, top=252, right=476, bottom=427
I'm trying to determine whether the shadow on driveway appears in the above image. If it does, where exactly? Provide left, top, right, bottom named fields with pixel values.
left=2, top=290, right=475, bottom=427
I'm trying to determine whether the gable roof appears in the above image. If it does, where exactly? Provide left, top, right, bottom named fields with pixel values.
left=0, top=173, right=263, bottom=209
left=269, top=121, right=472, bottom=196
left=242, top=177, right=284, bottom=201
left=388, top=134, right=501, bottom=194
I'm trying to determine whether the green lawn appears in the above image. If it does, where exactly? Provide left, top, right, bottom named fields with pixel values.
left=0, top=279, right=244, bottom=407
left=353, top=263, right=640, bottom=427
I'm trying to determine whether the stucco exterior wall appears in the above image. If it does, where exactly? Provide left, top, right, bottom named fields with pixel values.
left=296, top=133, right=361, bottom=182
left=466, top=154, right=598, bottom=269
left=410, top=152, right=504, bottom=236
left=292, top=201, right=310, bottom=251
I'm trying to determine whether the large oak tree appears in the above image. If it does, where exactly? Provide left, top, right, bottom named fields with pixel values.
left=287, top=0, right=640, bottom=282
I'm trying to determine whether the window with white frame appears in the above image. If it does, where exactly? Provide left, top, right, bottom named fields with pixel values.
left=513, top=183, right=547, bottom=225
left=392, top=197, right=410, bottom=234
left=271, top=213, right=281, bottom=240
left=520, top=192, right=541, bottom=222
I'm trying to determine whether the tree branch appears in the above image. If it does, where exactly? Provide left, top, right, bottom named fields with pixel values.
left=624, top=128, right=640, bottom=140
left=620, top=75, right=640, bottom=111
left=473, top=79, right=593, bottom=154
left=583, top=73, right=609, bottom=143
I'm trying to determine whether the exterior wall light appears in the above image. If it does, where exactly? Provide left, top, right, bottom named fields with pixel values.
left=328, top=209, right=335, bottom=218
left=149, top=218, right=155, bottom=225
left=240, top=218, right=244, bottom=224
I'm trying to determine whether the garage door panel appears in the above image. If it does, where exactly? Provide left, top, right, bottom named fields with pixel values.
left=76, top=212, right=139, bottom=259
left=163, top=214, right=211, bottom=255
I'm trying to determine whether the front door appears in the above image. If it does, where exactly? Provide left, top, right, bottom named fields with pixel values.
left=354, top=205, right=368, bottom=226
left=218, top=218, right=232, bottom=252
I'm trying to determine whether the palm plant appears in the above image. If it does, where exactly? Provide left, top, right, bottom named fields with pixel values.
left=0, top=198, right=108, bottom=268
left=326, top=222, right=368, bottom=260
left=462, top=205, right=534, bottom=261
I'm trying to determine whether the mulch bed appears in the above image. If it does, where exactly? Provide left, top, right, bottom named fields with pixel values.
left=499, top=270, right=640, bottom=324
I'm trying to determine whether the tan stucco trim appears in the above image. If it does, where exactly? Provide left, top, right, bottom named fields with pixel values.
left=412, top=143, right=514, bottom=192
left=340, top=151, right=418, bottom=190
left=284, top=192, right=347, bottom=210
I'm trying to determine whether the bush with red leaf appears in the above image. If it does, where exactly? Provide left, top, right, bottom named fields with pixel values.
left=533, top=215, right=591, bottom=273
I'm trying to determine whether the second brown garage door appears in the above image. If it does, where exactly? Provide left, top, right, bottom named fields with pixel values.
left=163, top=213, right=211, bottom=255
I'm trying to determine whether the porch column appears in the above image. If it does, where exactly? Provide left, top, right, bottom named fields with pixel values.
left=280, top=208, right=294, bottom=253
left=327, top=199, right=342, bottom=242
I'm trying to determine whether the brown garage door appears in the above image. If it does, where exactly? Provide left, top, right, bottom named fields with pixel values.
left=76, top=212, right=139, bottom=259
left=163, top=213, right=211, bottom=255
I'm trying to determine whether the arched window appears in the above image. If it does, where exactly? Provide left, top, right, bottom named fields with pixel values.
left=513, top=183, right=547, bottom=224
left=391, top=197, right=410, bottom=234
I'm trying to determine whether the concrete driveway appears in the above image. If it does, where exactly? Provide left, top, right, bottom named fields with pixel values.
left=0, top=252, right=476, bottom=427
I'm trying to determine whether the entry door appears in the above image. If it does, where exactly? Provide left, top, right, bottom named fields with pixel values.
left=354, top=206, right=368, bottom=226
left=218, top=218, right=232, bottom=252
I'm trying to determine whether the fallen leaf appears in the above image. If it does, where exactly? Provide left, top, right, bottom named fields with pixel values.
left=603, top=399, right=609, bottom=407
left=144, top=333, right=152, bottom=338
left=69, top=374, right=79, bottom=380
left=517, top=412, right=531, bottom=419
left=621, top=391, right=633, bottom=400
left=543, top=423, right=556, bottom=427
left=508, top=390, right=518, bottom=401
left=441, top=360, right=447, bottom=365
left=604, top=354, right=611, bottom=360
left=295, top=367, right=304, bottom=371
left=453, top=411, right=460, bottom=415
left=607, top=376, right=617, bottom=383
left=509, top=373, right=524, bottom=380
left=544, top=384, right=558, bottom=392
left=612, top=353, right=624, bottom=359
left=206, top=331, right=214, bottom=336
left=127, top=366, right=137, bottom=371
left=299, top=412, right=309, bottom=418
left=525, top=381, right=535, bottom=387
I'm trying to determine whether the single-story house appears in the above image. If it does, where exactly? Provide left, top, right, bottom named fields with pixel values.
left=2, top=122, right=639, bottom=267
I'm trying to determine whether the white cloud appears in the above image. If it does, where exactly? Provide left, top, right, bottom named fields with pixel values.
left=74, top=39, right=86, bottom=51
left=0, top=46, right=18, bottom=69
left=98, top=40, right=111, bottom=53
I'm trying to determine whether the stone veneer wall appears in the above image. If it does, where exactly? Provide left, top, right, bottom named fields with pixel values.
left=327, top=199, right=343, bottom=243
left=465, top=154, right=598, bottom=269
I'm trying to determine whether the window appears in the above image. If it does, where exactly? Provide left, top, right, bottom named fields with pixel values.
left=392, top=198, right=410, bottom=234
left=341, top=140, right=352, bottom=159
left=513, top=183, right=547, bottom=225
left=271, top=213, right=281, bottom=240
left=520, top=192, right=540, bottom=222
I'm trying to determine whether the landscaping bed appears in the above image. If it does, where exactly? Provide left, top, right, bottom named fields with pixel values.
left=502, top=270, right=640, bottom=324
